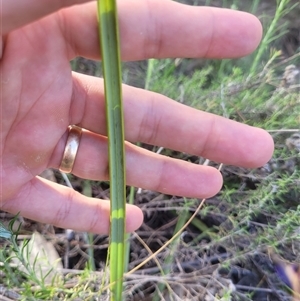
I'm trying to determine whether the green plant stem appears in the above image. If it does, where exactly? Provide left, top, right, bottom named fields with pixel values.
left=249, top=0, right=290, bottom=75
left=97, top=1, right=126, bottom=300
left=124, top=59, right=156, bottom=273
left=250, top=0, right=260, bottom=14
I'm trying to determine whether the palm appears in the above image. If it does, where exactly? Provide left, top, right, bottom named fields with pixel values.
left=2, top=15, right=73, bottom=200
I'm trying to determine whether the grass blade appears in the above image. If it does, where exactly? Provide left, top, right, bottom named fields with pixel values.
left=97, top=1, right=126, bottom=300
left=249, top=0, right=292, bottom=75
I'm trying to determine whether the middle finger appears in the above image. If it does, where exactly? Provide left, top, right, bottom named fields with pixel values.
left=68, top=73, right=273, bottom=168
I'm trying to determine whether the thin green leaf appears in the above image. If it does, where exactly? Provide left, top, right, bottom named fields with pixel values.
left=97, top=0, right=126, bottom=300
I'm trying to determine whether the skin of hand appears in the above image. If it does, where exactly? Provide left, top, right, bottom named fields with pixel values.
left=0, top=0, right=274, bottom=234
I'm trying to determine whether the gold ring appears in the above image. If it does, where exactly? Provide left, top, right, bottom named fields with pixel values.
left=59, top=125, right=82, bottom=173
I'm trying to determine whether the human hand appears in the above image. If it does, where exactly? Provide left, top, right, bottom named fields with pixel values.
left=1, top=0, right=274, bottom=234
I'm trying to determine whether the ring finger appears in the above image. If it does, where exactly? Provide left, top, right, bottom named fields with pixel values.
left=52, top=129, right=223, bottom=198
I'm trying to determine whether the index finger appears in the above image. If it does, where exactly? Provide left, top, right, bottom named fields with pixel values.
left=60, top=0, right=262, bottom=60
